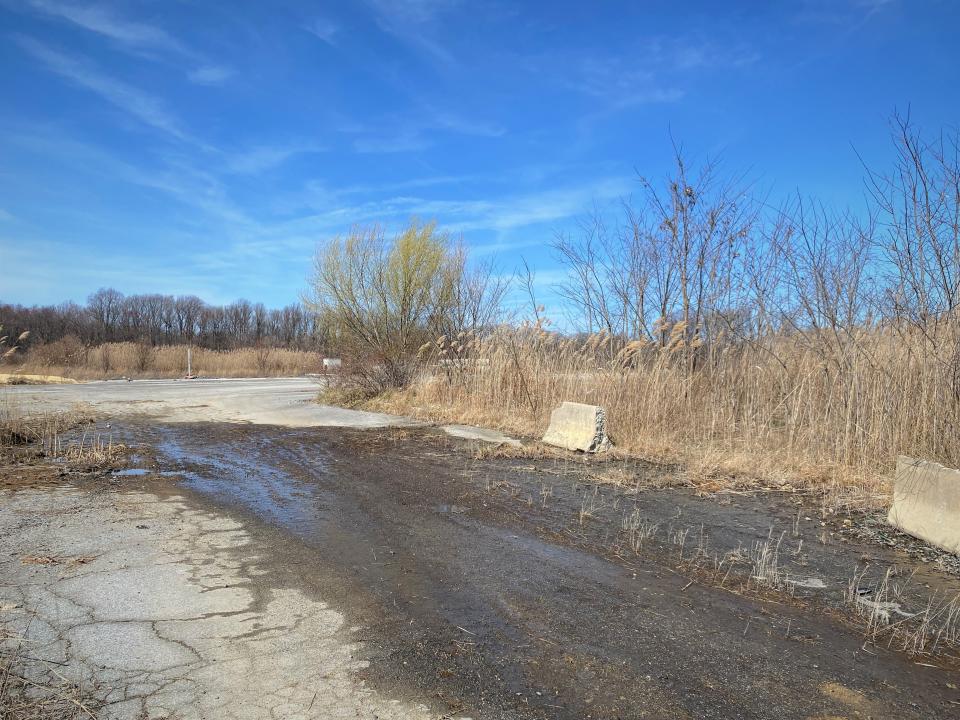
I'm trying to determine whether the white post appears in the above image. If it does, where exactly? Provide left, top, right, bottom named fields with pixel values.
left=187, top=347, right=192, bottom=377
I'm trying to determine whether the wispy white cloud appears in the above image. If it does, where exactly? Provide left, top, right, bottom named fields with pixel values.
left=433, top=111, right=504, bottom=138
left=353, top=131, right=428, bottom=154
left=364, top=0, right=459, bottom=66
left=20, top=0, right=234, bottom=85
left=1, top=118, right=629, bottom=307
left=652, top=37, right=760, bottom=72
left=16, top=37, right=188, bottom=140
left=4, top=126, right=258, bottom=232
left=304, top=17, right=340, bottom=46
left=518, top=34, right=758, bottom=114
left=224, top=143, right=326, bottom=175
left=421, top=178, right=632, bottom=233
left=568, top=57, right=685, bottom=108
left=350, top=110, right=504, bottom=154
left=24, top=0, right=188, bottom=55
left=796, top=0, right=896, bottom=25
left=856, top=0, right=896, bottom=10
left=368, top=0, right=457, bottom=25
left=268, top=175, right=632, bottom=243
left=187, top=65, right=234, bottom=85
left=0, top=233, right=232, bottom=303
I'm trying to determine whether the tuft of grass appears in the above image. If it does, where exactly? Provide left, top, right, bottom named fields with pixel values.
left=0, top=396, right=124, bottom=470
left=846, top=566, right=960, bottom=656
left=621, top=508, right=659, bottom=554
left=1, top=396, right=91, bottom=447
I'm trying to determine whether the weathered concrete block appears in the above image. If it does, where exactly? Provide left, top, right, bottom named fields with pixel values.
left=542, top=402, right=611, bottom=453
left=888, top=455, right=960, bottom=554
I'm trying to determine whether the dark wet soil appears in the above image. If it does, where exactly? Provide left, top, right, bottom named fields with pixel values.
left=75, top=423, right=960, bottom=718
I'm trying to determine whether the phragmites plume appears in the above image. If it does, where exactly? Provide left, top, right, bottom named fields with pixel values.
left=0, top=324, right=29, bottom=360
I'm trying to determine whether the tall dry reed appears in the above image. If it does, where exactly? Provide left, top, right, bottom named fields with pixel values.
left=8, top=342, right=323, bottom=380
left=376, top=322, right=960, bottom=499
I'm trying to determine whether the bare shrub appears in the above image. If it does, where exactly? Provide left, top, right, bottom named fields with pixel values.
left=134, top=339, right=153, bottom=373
left=254, top=342, right=273, bottom=376
left=26, top=336, right=87, bottom=368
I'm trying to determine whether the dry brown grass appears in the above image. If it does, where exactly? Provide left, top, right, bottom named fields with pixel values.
left=0, top=394, right=87, bottom=446
left=1, top=623, right=100, bottom=719
left=846, top=566, right=960, bottom=657
left=0, top=394, right=124, bottom=470
left=370, top=323, right=960, bottom=506
left=8, top=342, right=323, bottom=381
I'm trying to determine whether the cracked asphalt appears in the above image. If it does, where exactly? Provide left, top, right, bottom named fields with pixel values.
left=2, top=378, right=960, bottom=719
left=1, top=487, right=441, bottom=719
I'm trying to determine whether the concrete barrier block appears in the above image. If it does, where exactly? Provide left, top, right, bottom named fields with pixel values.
left=542, top=402, right=611, bottom=453
left=888, top=455, right=960, bottom=554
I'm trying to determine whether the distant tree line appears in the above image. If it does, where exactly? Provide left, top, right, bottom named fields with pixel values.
left=1, top=289, right=334, bottom=352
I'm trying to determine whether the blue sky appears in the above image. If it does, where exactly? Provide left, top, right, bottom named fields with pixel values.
left=1, top=0, right=958, bottom=311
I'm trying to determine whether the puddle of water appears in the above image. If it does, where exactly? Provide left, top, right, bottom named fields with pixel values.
left=113, top=468, right=151, bottom=477
left=154, top=430, right=330, bottom=534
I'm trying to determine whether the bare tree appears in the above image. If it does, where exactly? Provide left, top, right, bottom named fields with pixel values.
left=553, top=146, right=756, bottom=361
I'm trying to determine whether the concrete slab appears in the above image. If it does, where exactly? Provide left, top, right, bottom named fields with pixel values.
left=2, top=377, right=519, bottom=445
left=0, top=377, right=417, bottom=428
left=541, top=401, right=611, bottom=453
left=888, top=455, right=960, bottom=554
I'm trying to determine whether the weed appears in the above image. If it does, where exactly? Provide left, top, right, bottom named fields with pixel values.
left=846, top=566, right=960, bottom=656
left=578, top=485, right=604, bottom=525
left=621, top=508, right=658, bottom=553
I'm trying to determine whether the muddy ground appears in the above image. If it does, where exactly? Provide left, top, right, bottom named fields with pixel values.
left=43, top=420, right=960, bottom=718
left=2, top=377, right=960, bottom=718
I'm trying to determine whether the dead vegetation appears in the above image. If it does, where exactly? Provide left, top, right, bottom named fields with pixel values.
left=378, top=323, right=938, bottom=507
left=0, top=326, right=30, bottom=363
left=0, top=395, right=124, bottom=472
left=847, top=566, right=960, bottom=657
left=0, top=622, right=100, bottom=720
left=5, top=342, right=322, bottom=381
left=0, top=398, right=112, bottom=716
left=468, top=450, right=960, bottom=661
left=613, top=494, right=960, bottom=659
left=367, top=116, right=960, bottom=510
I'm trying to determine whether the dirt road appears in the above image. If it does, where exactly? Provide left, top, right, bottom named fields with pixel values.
left=2, top=379, right=959, bottom=718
